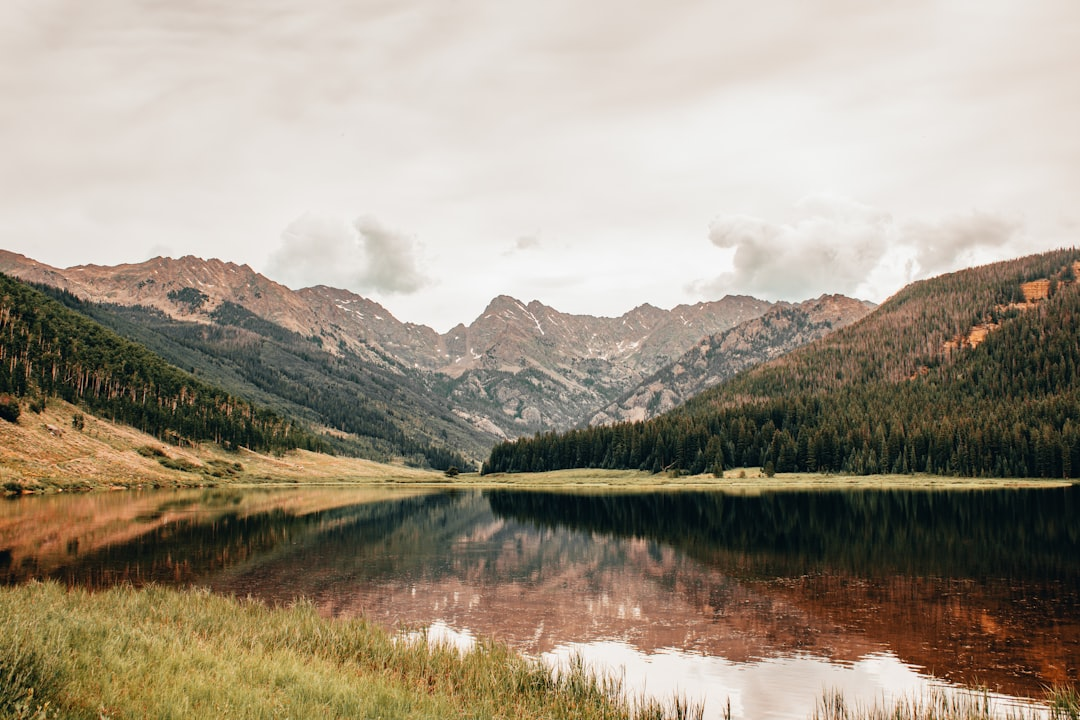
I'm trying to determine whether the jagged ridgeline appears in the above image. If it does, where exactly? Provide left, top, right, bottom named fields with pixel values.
left=0, top=272, right=326, bottom=453
left=484, top=248, right=1080, bottom=478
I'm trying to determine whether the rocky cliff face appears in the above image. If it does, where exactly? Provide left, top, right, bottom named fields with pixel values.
left=0, top=250, right=867, bottom=439
left=295, top=284, right=447, bottom=368
left=438, top=294, right=775, bottom=435
left=589, top=294, right=874, bottom=425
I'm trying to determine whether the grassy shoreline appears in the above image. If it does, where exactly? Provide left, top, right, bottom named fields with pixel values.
left=460, top=467, right=1075, bottom=492
left=2, top=399, right=1075, bottom=494
left=1, top=583, right=1076, bottom=720
left=0, top=581, right=699, bottom=720
left=0, top=399, right=447, bottom=494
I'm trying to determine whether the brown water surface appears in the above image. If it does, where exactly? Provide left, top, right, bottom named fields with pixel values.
left=2, top=486, right=1076, bottom=719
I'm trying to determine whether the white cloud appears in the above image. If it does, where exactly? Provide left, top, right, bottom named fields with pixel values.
left=1, top=1, right=1077, bottom=328
left=691, top=196, right=1026, bottom=303
left=266, top=212, right=429, bottom=294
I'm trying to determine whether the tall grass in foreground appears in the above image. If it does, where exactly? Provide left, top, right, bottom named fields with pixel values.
left=812, top=686, right=1080, bottom=720
left=2, top=582, right=1076, bottom=720
left=0, top=581, right=701, bottom=720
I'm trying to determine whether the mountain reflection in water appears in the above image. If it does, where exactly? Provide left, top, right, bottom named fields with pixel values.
left=2, top=485, right=1077, bottom=712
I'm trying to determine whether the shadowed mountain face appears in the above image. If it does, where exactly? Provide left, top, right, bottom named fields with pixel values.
left=3, top=487, right=1076, bottom=698
left=590, top=294, right=873, bottom=424
left=438, top=293, right=780, bottom=434
left=0, top=250, right=869, bottom=445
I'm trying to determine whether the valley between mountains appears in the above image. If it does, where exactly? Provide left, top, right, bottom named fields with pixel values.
left=0, top=250, right=871, bottom=466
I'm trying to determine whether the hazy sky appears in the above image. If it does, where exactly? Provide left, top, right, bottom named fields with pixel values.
left=2, top=1, right=1078, bottom=331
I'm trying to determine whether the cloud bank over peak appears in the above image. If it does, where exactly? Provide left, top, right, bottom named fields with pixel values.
left=267, top=212, right=429, bottom=295
left=692, top=195, right=1023, bottom=303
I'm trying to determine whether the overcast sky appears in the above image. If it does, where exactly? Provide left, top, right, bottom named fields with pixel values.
left=2, top=1, right=1078, bottom=331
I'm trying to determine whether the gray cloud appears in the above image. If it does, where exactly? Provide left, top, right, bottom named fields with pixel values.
left=501, top=236, right=542, bottom=257
left=1, top=1, right=1076, bottom=328
left=902, top=212, right=1018, bottom=279
left=691, top=196, right=1024, bottom=302
left=514, top=236, right=541, bottom=251
left=267, top=212, right=429, bottom=294
left=352, top=216, right=428, bottom=293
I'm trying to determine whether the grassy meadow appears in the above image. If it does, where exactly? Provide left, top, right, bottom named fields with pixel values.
left=3, top=399, right=1075, bottom=495
left=468, top=467, right=1075, bottom=492
left=0, top=399, right=445, bottom=494
left=0, top=582, right=702, bottom=720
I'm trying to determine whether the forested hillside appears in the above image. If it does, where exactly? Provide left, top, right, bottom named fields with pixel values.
left=484, top=248, right=1080, bottom=478
left=0, top=273, right=325, bottom=454
left=33, top=285, right=480, bottom=470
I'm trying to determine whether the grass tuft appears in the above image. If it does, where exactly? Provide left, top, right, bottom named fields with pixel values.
left=0, top=637, right=55, bottom=717
left=812, top=686, right=1079, bottom=720
left=1048, top=686, right=1080, bottom=720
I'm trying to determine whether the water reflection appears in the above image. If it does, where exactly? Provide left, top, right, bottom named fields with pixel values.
left=486, top=488, right=1080, bottom=694
left=2, top=485, right=1077, bottom=718
left=0, top=487, right=437, bottom=587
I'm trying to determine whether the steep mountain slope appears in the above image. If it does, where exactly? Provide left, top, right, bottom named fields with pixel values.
left=0, top=250, right=798, bottom=438
left=0, top=273, right=324, bottom=456
left=297, top=284, right=447, bottom=367
left=439, top=294, right=774, bottom=434
left=0, top=253, right=317, bottom=335
left=0, top=252, right=418, bottom=370
left=439, top=295, right=772, bottom=377
left=589, top=295, right=873, bottom=425
left=37, top=289, right=484, bottom=469
left=484, top=248, right=1080, bottom=478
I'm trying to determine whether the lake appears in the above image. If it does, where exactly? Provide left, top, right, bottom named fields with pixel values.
left=2, top=485, right=1077, bottom=719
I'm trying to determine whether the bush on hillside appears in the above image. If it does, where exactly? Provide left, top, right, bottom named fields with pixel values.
left=0, top=394, right=19, bottom=423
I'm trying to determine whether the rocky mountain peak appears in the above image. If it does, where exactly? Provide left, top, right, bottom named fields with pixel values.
left=0, top=249, right=872, bottom=441
left=589, top=293, right=874, bottom=426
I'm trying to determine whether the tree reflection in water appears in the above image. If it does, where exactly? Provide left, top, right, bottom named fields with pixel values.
left=2, top=485, right=1076, bottom=710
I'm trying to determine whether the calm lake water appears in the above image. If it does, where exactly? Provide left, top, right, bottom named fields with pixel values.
left=2, top=485, right=1078, bottom=719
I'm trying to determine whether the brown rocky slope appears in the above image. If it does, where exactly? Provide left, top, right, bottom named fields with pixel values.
left=0, top=250, right=868, bottom=440
left=590, top=294, right=874, bottom=425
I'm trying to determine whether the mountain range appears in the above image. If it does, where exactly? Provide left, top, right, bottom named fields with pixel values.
left=0, top=250, right=872, bottom=463
left=484, top=248, right=1080, bottom=478
left=588, top=294, right=872, bottom=425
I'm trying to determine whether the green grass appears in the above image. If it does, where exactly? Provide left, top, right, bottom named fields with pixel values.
left=812, top=686, right=1080, bottom=720
left=0, top=582, right=702, bottom=720
left=467, top=468, right=1074, bottom=492
left=2, top=583, right=1075, bottom=720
